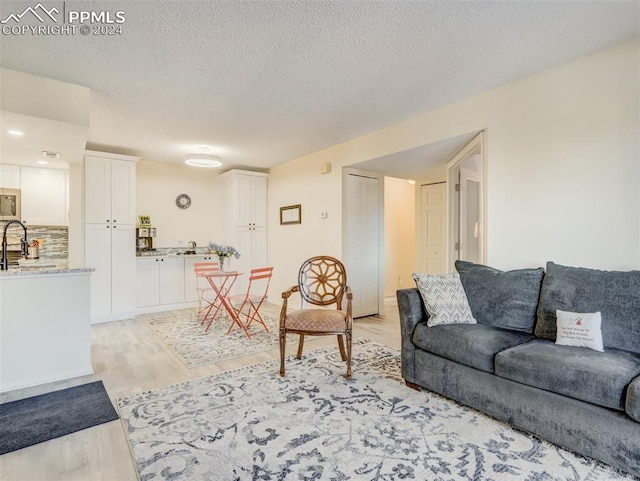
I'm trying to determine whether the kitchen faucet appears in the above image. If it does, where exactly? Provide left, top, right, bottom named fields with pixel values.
left=1, top=220, right=28, bottom=270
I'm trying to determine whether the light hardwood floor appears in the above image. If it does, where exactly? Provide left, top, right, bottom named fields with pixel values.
left=0, top=301, right=401, bottom=481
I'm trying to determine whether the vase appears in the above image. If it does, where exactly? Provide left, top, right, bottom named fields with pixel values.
left=218, top=256, right=226, bottom=272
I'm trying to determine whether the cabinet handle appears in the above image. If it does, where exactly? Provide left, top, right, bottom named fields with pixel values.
left=106, top=225, right=110, bottom=229
left=113, top=220, right=117, bottom=223
left=113, top=225, right=117, bottom=228
left=106, top=220, right=110, bottom=222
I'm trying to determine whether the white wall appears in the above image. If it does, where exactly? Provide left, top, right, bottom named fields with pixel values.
left=136, top=160, right=225, bottom=248
left=384, top=177, right=415, bottom=296
left=268, top=38, right=639, bottom=299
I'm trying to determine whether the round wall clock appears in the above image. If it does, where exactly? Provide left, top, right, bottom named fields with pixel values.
left=176, top=193, right=191, bottom=209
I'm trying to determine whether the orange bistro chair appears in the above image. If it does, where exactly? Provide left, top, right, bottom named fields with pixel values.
left=193, top=261, right=220, bottom=323
left=226, top=266, right=274, bottom=334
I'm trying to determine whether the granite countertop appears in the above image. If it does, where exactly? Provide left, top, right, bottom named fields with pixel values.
left=0, top=261, right=94, bottom=277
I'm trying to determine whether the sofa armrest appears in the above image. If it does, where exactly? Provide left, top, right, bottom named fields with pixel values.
left=397, top=288, right=428, bottom=383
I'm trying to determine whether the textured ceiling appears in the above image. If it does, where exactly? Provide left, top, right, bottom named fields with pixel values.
left=0, top=1, right=638, bottom=172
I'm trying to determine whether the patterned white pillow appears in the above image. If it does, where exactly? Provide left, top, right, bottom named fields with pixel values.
left=555, top=310, right=604, bottom=352
left=413, top=272, right=477, bottom=327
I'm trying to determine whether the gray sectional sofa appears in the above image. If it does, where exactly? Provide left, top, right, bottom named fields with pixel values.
left=397, top=261, right=640, bottom=477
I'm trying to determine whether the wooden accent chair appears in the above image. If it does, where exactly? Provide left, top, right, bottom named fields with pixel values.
left=279, top=255, right=353, bottom=379
left=193, top=261, right=220, bottom=323
left=226, top=266, right=274, bottom=334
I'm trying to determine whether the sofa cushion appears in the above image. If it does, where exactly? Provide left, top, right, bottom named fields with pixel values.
left=412, top=272, right=476, bottom=327
left=495, top=339, right=640, bottom=411
left=455, top=260, right=544, bottom=333
left=535, top=262, right=640, bottom=355
left=626, top=375, right=640, bottom=422
left=412, top=322, right=534, bottom=373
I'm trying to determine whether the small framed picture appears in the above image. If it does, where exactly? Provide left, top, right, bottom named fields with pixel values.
left=280, top=204, right=302, bottom=225
left=139, top=215, right=152, bottom=228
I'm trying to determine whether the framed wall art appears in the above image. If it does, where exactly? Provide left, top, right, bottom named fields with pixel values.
left=280, top=204, right=302, bottom=225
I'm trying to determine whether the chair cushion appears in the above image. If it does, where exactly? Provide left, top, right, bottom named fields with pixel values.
left=412, top=323, right=534, bottom=373
left=285, top=309, right=346, bottom=332
left=495, top=339, right=640, bottom=411
left=626, top=375, right=640, bottom=422
left=455, top=260, right=544, bottom=333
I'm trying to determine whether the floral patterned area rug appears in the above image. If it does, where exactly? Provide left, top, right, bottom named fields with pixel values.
left=139, top=308, right=298, bottom=368
left=117, top=339, right=632, bottom=481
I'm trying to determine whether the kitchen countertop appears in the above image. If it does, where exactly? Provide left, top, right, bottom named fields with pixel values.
left=0, top=264, right=94, bottom=277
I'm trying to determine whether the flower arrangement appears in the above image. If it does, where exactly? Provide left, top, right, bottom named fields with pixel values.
left=208, top=242, right=241, bottom=259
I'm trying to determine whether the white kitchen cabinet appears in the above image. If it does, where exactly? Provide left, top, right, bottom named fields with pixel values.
left=0, top=164, right=21, bottom=188
left=20, top=167, right=67, bottom=226
left=85, top=223, right=136, bottom=322
left=184, top=255, right=216, bottom=302
left=159, top=257, right=185, bottom=305
left=136, top=258, right=160, bottom=308
left=85, top=153, right=136, bottom=225
left=84, top=151, right=138, bottom=323
left=136, top=257, right=187, bottom=309
left=222, top=170, right=269, bottom=295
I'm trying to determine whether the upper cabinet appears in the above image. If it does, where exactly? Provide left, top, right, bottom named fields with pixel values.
left=223, top=170, right=268, bottom=228
left=85, top=153, right=136, bottom=224
left=20, top=167, right=68, bottom=226
left=0, top=164, right=21, bottom=189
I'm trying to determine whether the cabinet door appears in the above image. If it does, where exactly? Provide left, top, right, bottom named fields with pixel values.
left=111, top=224, right=136, bottom=315
left=85, top=156, right=112, bottom=224
left=235, top=174, right=254, bottom=227
left=111, top=160, right=136, bottom=224
left=0, top=164, right=21, bottom=188
left=85, top=224, right=112, bottom=319
left=159, top=257, right=185, bottom=305
left=136, top=258, right=160, bottom=307
left=252, top=176, right=268, bottom=227
left=20, top=167, right=67, bottom=226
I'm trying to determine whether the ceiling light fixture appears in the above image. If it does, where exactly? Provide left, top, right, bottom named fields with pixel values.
left=8, top=129, right=24, bottom=136
left=185, top=153, right=222, bottom=168
left=37, top=160, right=48, bottom=165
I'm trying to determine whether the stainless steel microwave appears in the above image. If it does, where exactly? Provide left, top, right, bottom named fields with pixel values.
left=0, top=188, right=21, bottom=221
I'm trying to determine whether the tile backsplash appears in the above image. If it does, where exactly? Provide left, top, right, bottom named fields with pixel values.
left=0, top=223, right=68, bottom=260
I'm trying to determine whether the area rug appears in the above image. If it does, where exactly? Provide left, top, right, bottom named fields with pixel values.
left=0, top=380, right=118, bottom=455
left=140, top=308, right=299, bottom=368
left=117, top=339, right=633, bottom=481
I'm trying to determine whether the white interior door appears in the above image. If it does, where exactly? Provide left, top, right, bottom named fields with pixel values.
left=420, top=182, right=446, bottom=274
left=345, top=172, right=380, bottom=318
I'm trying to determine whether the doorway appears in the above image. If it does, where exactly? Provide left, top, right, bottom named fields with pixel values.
left=447, top=132, right=486, bottom=269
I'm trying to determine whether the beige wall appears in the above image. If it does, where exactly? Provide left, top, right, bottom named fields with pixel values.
left=136, top=160, right=225, bottom=248
left=268, top=38, right=639, bottom=300
left=384, top=177, right=415, bottom=297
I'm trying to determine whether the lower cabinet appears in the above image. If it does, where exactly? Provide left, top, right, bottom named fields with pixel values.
left=136, top=257, right=185, bottom=308
left=136, top=256, right=215, bottom=311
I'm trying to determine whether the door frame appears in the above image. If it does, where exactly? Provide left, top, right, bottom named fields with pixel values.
left=446, top=131, right=487, bottom=270
left=342, top=167, right=385, bottom=317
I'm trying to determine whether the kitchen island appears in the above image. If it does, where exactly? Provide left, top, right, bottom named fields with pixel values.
left=0, top=266, right=94, bottom=392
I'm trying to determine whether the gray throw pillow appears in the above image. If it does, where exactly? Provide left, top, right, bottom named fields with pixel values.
left=535, top=261, right=640, bottom=355
left=455, top=260, right=544, bottom=333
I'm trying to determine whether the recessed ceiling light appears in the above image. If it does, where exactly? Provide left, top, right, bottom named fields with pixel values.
left=185, top=153, right=222, bottom=168
left=37, top=160, right=48, bottom=165
left=8, top=129, right=24, bottom=136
